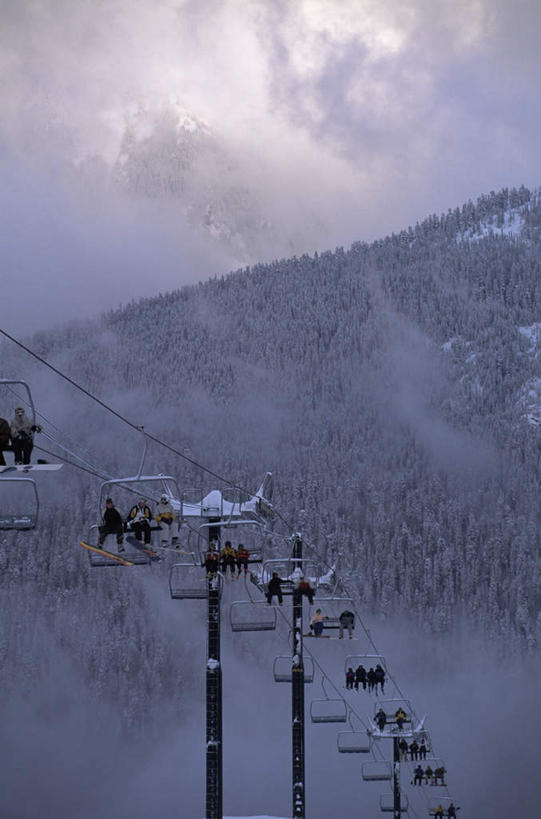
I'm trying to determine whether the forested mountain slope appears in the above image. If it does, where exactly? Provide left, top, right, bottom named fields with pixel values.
left=3, top=184, right=540, bottom=719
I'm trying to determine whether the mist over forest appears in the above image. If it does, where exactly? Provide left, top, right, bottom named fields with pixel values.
left=2, top=184, right=541, bottom=817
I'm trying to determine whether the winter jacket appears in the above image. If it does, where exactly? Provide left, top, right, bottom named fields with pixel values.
left=155, top=500, right=176, bottom=523
left=11, top=411, right=35, bottom=439
left=127, top=504, right=152, bottom=524
left=339, top=610, right=355, bottom=626
left=0, top=418, right=10, bottom=448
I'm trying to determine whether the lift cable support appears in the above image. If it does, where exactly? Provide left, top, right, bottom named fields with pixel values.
left=290, top=534, right=305, bottom=819
left=167, top=475, right=274, bottom=819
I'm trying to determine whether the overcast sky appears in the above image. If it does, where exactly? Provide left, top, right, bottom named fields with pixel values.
left=1, top=0, right=540, bottom=333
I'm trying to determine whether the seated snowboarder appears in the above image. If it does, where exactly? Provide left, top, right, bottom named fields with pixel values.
left=126, top=498, right=153, bottom=544
left=98, top=498, right=124, bottom=551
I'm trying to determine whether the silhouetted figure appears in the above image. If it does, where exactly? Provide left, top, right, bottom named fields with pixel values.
left=424, top=765, right=434, bottom=785
left=447, top=802, right=458, bottom=817
left=98, top=498, right=124, bottom=551
left=409, top=740, right=419, bottom=760
left=266, top=572, right=283, bottom=605
left=0, top=417, right=11, bottom=465
left=367, top=667, right=376, bottom=693
left=338, top=610, right=355, bottom=639
left=203, top=544, right=219, bottom=577
left=375, top=708, right=386, bottom=732
left=236, top=543, right=250, bottom=577
left=419, top=739, right=427, bottom=760
left=374, top=663, right=386, bottom=694
left=355, top=664, right=367, bottom=691
left=346, top=667, right=355, bottom=689
left=413, top=764, right=424, bottom=786
left=434, top=766, right=446, bottom=786
left=433, top=805, right=444, bottom=818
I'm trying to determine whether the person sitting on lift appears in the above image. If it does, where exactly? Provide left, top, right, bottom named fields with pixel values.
left=394, top=706, right=407, bottom=729
left=338, top=609, right=355, bottom=639
left=419, top=738, right=428, bottom=759
left=10, top=407, right=42, bottom=465
left=293, top=574, right=314, bottom=605
left=374, top=707, right=387, bottom=732
left=126, top=498, right=153, bottom=544
left=409, top=739, right=419, bottom=760
left=355, top=664, right=367, bottom=691
left=374, top=663, right=386, bottom=693
left=310, top=608, right=325, bottom=637
left=155, top=495, right=179, bottom=546
left=99, top=498, right=124, bottom=551
left=413, top=764, right=424, bottom=786
left=345, top=667, right=355, bottom=689
left=433, top=805, right=444, bottom=818
left=266, top=572, right=283, bottom=605
left=236, top=543, right=250, bottom=577
left=434, top=765, right=446, bottom=786
left=203, top=543, right=220, bottom=577
left=220, top=541, right=237, bottom=579
left=447, top=802, right=458, bottom=817
left=424, top=764, right=434, bottom=785
left=0, top=416, right=11, bottom=466
left=367, top=667, right=376, bottom=692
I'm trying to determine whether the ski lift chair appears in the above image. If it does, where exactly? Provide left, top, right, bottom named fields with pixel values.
left=372, top=698, right=414, bottom=736
left=0, top=477, right=39, bottom=529
left=229, top=600, right=277, bottom=632
left=310, top=676, right=347, bottom=723
left=337, top=711, right=372, bottom=753
left=273, top=655, right=314, bottom=683
left=83, top=524, right=151, bottom=566
left=361, top=761, right=393, bottom=782
left=262, top=558, right=322, bottom=597
left=428, top=796, right=458, bottom=816
left=169, top=560, right=220, bottom=599
left=311, top=596, right=355, bottom=634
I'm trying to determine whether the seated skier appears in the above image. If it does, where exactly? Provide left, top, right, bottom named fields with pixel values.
left=155, top=495, right=179, bottom=546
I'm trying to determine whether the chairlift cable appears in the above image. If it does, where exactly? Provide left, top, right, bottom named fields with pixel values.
left=0, top=328, right=263, bottom=499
